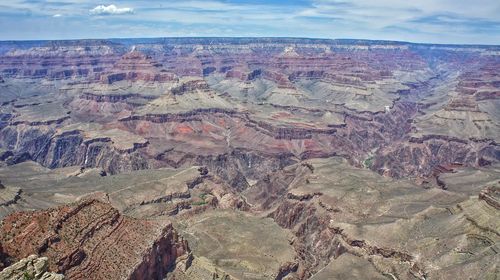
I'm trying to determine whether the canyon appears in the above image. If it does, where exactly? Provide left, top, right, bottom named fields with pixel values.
left=0, top=38, right=498, bottom=279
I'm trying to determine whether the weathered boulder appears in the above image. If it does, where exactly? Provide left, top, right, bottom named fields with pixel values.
left=0, top=255, right=64, bottom=280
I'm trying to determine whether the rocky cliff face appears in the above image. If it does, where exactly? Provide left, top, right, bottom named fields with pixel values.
left=100, top=50, right=177, bottom=84
left=0, top=40, right=123, bottom=80
left=0, top=38, right=498, bottom=182
left=246, top=158, right=500, bottom=279
left=0, top=126, right=150, bottom=174
left=0, top=199, right=191, bottom=280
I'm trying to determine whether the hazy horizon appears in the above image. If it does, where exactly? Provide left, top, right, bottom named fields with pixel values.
left=1, top=36, right=500, bottom=47
left=1, top=0, right=499, bottom=45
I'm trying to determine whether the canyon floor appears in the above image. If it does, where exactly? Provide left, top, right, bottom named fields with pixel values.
left=0, top=38, right=498, bottom=280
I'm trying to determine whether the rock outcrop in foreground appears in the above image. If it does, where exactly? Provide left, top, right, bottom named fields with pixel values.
left=0, top=255, right=64, bottom=280
left=0, top=199, right=191, bottom=280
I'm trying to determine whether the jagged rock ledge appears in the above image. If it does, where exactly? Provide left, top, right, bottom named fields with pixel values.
left=10, top=116, right=70, bottom=126
left=0, top=187, right=22, bottom=207
left=80, top=92, right=157, bottom=103
left=245, top=117, right=337, bottom=140
left=119, top=108, right=238, bottom=123
left=479, top=185, right=500, bottom=210
left=269, top=199, right=425, bottom=279
left=171, top=80, right=210, bottom=95
left=286, top=191, right=322, bottom=201
left=409, top=134, right=499, bottom=145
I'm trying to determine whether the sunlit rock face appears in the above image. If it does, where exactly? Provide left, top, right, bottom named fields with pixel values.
left=0, top=38, right=498, bottom=280
left=0, top=255, right=64, bottom=280
left=0, top=199, right=192, bottom=280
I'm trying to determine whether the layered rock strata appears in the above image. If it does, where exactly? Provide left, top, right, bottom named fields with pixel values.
left=0, top=199, right=191, bottom=280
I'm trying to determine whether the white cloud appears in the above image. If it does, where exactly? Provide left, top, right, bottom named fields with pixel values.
left=53, top=14, right=62, bottom=18
left=89, top=4, right=134, bottom=15
left=0, top=0, right=498, bottom=44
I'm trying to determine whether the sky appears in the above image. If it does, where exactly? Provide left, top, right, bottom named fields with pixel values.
left=0, top=0, right=499, bottom=44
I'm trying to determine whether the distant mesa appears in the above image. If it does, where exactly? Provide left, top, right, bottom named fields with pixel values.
left=100, top=50, right=177, bottom=84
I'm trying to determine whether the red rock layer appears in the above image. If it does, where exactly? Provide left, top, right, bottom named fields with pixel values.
left=0, top=199, right=191, bottom=280
left=0, top=40, right=122, bottom=79
left=100, top=51, right=177, bottom=84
